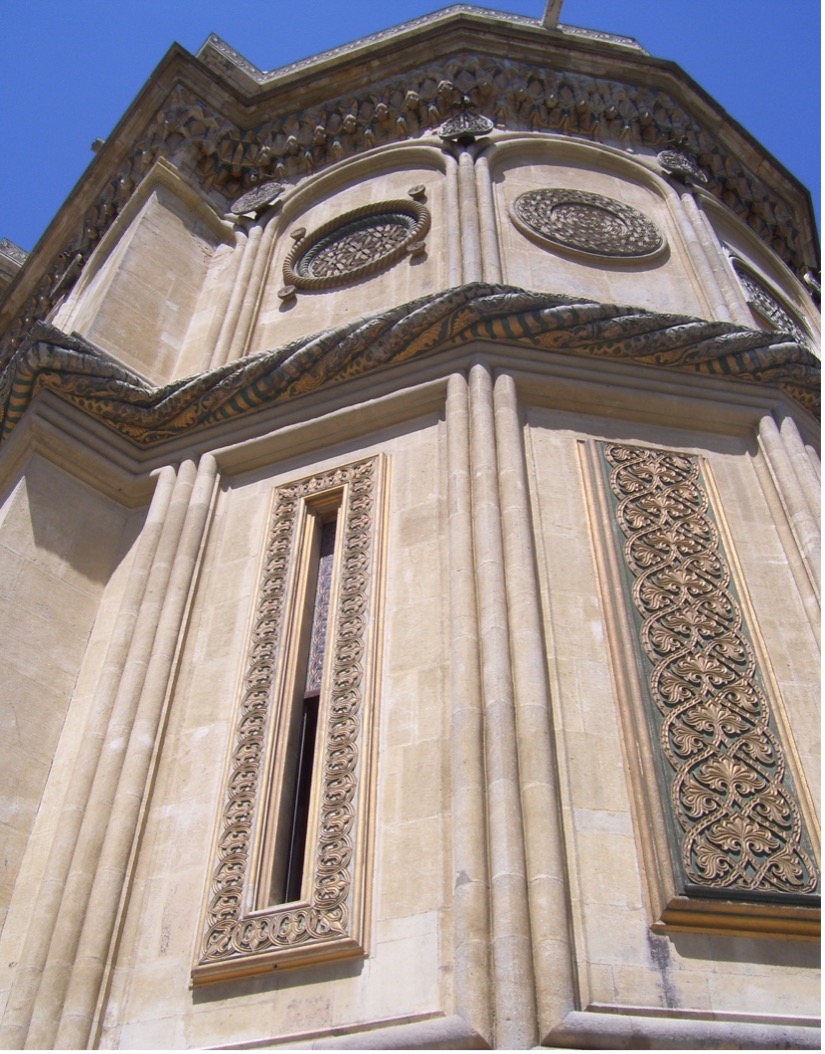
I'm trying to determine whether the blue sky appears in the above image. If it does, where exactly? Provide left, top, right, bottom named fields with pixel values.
left=1, top=0, right=820, bottom=254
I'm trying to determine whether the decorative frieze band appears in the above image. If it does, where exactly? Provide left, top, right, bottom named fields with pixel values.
left=599, top=442, right=818, bottom=904
left=192, top=456, right=384, bottom=983
left=1, top=50, right=809, bottom=360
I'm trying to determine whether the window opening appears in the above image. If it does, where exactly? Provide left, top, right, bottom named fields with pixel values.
left=265, top=510, right=338, bottom=908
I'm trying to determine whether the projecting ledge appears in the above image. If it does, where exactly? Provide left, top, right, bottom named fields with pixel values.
left=547, top=1009, right=821, bottom=1050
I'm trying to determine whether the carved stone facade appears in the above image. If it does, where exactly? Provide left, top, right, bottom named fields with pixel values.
left=0, top=5, right=819, bottom=1051
left=601, top=443, right=817, bottom=900
left=0, top=14, right=817, bottom=364
left=194, top=457, right=384, bottom=983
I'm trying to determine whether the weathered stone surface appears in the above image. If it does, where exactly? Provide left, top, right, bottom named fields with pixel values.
left=0, top=8, right=818, bottom=1052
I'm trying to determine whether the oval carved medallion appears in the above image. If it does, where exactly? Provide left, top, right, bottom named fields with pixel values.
left=284, top=200, right=430, bottom=290
left=512, top=188, right=664, bottom=259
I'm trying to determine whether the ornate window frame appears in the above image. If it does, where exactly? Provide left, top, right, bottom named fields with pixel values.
left=581, top=439, right=820, bottom=941
left=192, top=455, right=387, bottom=984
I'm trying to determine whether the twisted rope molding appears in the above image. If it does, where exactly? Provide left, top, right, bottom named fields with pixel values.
left=1, top=284, right=818, bottom=448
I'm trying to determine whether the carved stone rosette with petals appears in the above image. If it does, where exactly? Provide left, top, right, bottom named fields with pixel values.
left=193, top=456, right=383, bottom=983
left=601, top=442, right=818, bottom=900
left=512, top=188, right=664, bottom=259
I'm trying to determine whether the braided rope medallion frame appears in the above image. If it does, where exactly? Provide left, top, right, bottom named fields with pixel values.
left=193, top=456, right=385, bottom=983
left=284, top=200, right=430, bottom=291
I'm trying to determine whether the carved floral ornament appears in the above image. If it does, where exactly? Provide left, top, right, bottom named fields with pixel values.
left=282, top=199, right=430, bottom=294
left=600, top=443, right=818, bottom=904
left=437, top=108, right=495, bottom=143
left=193, top=456, right=384, bottom=983
left=511, top=188, right=665, bottom=259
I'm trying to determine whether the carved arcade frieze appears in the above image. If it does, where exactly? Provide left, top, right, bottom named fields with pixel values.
left=1, top=49, right=811, bottom=361
left=599, top=442, right=818, bottom=903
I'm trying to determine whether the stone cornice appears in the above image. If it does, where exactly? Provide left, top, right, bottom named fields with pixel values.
left=0, top=12, right=817, bottom=361
left=196, top=7, right=645, bottom=93
left=1, top=285, right=818, bottom=448
left=0, top=239, right=27, bottom=269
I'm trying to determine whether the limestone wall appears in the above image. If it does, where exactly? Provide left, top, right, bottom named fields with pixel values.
left=528, top=409, right=819, bottom=1026
left=0, top=454, right=143, bottom=944
left=0, top=107, right=819, bottom=1050
left=0, top=343, right=819, bottom=1049
left=96, top=420, right=450, bottom=1047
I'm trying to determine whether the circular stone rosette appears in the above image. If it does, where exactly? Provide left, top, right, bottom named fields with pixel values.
left=511, top=188, right=665, bottom=259
left=284, top=200, right=430, bottom=290
left=231, top=180, right=284, bottom=215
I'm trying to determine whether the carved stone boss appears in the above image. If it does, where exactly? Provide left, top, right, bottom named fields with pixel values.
left=657, top=149, right=708, bottom=186
left=193, top=456, right=384, bottom=983
left=600, top=443, right=818, bottom=903
left=512, top=188, right=664, bottom=259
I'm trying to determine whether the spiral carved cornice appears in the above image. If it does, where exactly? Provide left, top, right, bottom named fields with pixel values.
left=1, top=284, right=818, bottom=448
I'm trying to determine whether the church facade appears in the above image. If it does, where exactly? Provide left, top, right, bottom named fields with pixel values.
left=0, top=4, right=819, bottom=1049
